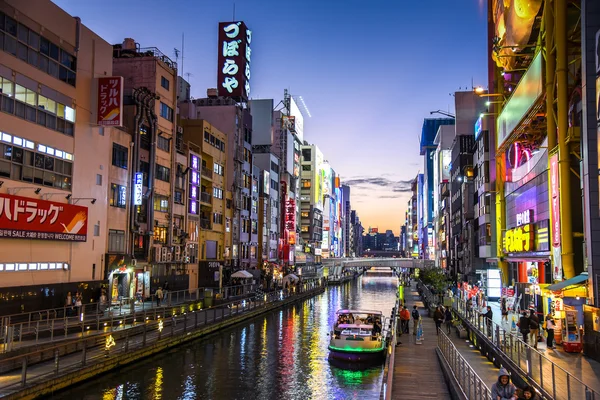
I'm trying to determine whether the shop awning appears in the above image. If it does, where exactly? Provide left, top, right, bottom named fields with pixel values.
left=546, top=272, right=588, bottom=291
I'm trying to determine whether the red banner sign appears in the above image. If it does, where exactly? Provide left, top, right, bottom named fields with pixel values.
left=0, top=193, right=88, bottom=241
left=284, top=199, right=296, bottom=232
left=97, top=77, right=124, bottom=126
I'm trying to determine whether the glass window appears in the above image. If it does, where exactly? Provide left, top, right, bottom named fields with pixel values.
left=17, top=42, right=27, bottom=61
left=154, top=195, right=169, bottom=212
left=1, top=78, right=13, bottom=96
left=161, top=76, right=170, bottom=90
left=112, top=143, right=128, bottom=169
left=156, top=164, right=170, bottom=182
left=5, top=16, right=17, bottom=36
left=4, top=34, right=16, bottom=56
left=157, top=135, right=170, bottom=152
left=15, top=85, right=26, bottom=102
left=28, top=31, right=39, bottom=49
left=160, top=102, right=173, bottom=121
left=17, top=24, right=28, bottom=43
left=108, top=230, right=125, bottom=253
left=110, top=183, right=127, bottom=208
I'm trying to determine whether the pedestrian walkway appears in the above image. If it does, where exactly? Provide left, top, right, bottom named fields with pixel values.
left=487, top=301, right=600, bottom=394
left=391, top=284, right=450, bottom=399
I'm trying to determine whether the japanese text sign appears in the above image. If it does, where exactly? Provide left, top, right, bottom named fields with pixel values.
left=503, top=224, right=534, bottom=253
left=284, top=199, right=296, bottom=232
left=97, top=77, right=124, bottom=127
left=134, top=172, right=143, bottom=206
left=217, top=21, right=252, bottom=100
left=0, top=193, right=88, bottom=241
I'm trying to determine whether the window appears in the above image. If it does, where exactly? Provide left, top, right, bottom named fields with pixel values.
left=155, top=164, right=170, bottom=182
left=251, top=220, right=258, bottom=234
left=153, top=226, right=167, bottom=244
left=226, top=199, right=232, bottom=209
left=271, top=179, right=279, bottom=191
left=213, top=213, right=223, bottom=225
left=160, top=102, right=173, bottom=121
left=154, top=195, right=169, bottom=212
left=110, top=184, right=127, bottom=208
left=96, top=174, right=102, bottom=186
left=108, top=230, right=126, bottom=253
left=94, top=223, right=100, bottom=237
left=204, top=131, right=210, bottom=143
left=139, top=125, right=150, bottom=150
left=0, top=15, right=77, bottom=86
left=140, top=161, right=150, bottom=186
left=302, top=149, right=312, bottom=162
left=161, top=76, right=170, bottom=90
left=157, top=135, right=170, bottom=152
left=213, top=163, right=224, bottom=176
left=301, top=211, right=309, bottom=218
left=213, top=187, right=223, bottom=199
left=302, top=165, right=311, bottom=171
left=174, top=190, right=184, bottom=204
left=243, top=173, right=251, bottom=189
left=0, top=76, right=75, bottom=135
left=112, top=143, right=128, bottom=169
left=302, top=179, right=311, bottom=188
left=271, top=161, right=279, bottom=174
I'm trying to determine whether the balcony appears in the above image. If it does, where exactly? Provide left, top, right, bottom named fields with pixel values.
left=200, top=218, right=211, bottom=230
left=201, top=166, right=213, bottom=180
left=200, top=192, right=212, bottom=205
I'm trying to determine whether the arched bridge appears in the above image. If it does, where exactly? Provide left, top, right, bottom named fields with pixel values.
left=322, top=257, right=434, bottom=272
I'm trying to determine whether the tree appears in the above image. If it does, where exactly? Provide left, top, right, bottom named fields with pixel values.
left=420, top=267, right=448, bottom=293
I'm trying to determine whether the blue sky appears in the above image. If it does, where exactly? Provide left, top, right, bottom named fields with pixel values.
left=54, top=0, right=488, bottom=234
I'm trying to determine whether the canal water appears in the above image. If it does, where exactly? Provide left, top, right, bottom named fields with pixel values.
left=53, top=274, right=398, bottom=400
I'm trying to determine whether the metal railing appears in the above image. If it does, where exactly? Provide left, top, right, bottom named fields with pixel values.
left=0, top=280, right=325, bottom=395
left=451, top=294, right=600, bottom=400
left=201, top=166, right=213, bottom=179
left=380, top=298, right=399, bottom=400
left=437, top=329, right=491, bottom=399
left=0, top=284, right=261, bottom=351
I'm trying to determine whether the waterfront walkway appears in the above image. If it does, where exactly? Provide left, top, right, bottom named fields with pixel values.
left=390, top=284, right=450, bottom=399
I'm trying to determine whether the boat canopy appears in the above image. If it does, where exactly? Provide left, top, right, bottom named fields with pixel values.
left=337, top=324, right=373, bottom=329
left=336, top=310, right=382, bottom=315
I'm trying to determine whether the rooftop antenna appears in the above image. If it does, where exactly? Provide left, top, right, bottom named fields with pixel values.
left=185, top=72, right=193, bottom=82
left=173, top=47, right=180, bottom=67
left=181, top=33, right=185, bottom=78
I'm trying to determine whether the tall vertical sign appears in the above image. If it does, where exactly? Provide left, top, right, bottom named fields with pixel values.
left=550, top=153, right=562, bottom=281
left=189, top=154, right=200, bottom=215
left=97, top=77, right=124, bottom=126
left=133, top=172, right=143, bottom=206
left=217, top=21, right=252, bottom=100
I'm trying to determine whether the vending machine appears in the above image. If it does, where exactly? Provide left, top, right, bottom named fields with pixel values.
left=561, top=308, right=582, bottom=353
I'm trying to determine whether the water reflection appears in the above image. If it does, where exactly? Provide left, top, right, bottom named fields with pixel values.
left=55, top=276, right=397, bottom=400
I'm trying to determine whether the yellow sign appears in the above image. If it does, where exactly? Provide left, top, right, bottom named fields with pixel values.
left=504, top=224, right=534, bottom=253
left=158, top=319, right=164, bottom=332
left=105, top=334, right=116, bottom=351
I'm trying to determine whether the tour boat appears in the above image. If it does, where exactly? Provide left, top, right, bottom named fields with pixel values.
left=328, top=309, right=388, bottom=363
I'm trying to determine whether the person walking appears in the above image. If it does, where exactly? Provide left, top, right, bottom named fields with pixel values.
left=491, top=368, right=517, bottom=400
left=483, top=306, right=493, bottom=337
left=545, top=313, right=556, bottom=349
left=444, top=307, right=453, bottom=334
left=155, top=287, right=163, bottom=307
left=99, top=290, right=108, bottom=313
left=518, top=311, right=531, bottom=345
left=75, top=292, right=83, bottom=316
left=529, top=308, right=540, bottom=349
left=411, top=305, right=420, bottom=335
left=433, top=306, right=444, bottom=335
left=400, top=306, right=410, bottom=334
left=501, top=297, right=509, bottom=323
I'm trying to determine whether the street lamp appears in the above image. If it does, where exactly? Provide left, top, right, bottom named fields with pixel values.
left=430, top=110, right=455, bottom=119
left=8, top=187, right=42, bottom=195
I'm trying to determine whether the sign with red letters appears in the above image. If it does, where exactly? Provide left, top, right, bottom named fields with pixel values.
left=97, top=77, right=124, bottom=126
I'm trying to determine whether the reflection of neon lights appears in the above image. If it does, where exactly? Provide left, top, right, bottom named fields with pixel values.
left=328, top=345, right=385, bottom=353
left=154, top=366, right=163, bottom=399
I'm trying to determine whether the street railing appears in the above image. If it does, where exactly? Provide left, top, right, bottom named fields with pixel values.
left=450, top=294, right=600, bottom=400
left=437, top=329, right=491, bottom=400
left=380, top=298, right=400, bottom=400
left=0, top=283, right=261, bottom=351
left=0, top=280, right=325, bottom=395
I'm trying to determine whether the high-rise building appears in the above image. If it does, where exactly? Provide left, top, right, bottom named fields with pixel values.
left=0, top=0, right=113, bottom=313
left=341, top=184, right=351, bottom=257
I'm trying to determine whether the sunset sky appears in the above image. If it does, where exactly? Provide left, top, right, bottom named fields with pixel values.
left=55, top=0, right=488, bottom=234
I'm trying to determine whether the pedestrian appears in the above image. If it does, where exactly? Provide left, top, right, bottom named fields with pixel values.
left=491, top=368, right=517, bottom=400
left=162, top=282, right=169, bottom=305
left=483, top=305, right=493, bottom=337
left=518, top=385, right=538, bottom=400
left=75, top=292, right=83, bottom=315
left=400, top=306, right=411, bottom=334
left=433, top=306, right=444, bottom=335
left=501, top=297, right=509, bottom=323
left=545, top=313, right=556, bottom=349
left=99, top=290, right=108, bottom=313
left=65, top=291, right=73, bottom=317
left=518, top=311, right=531, bottom=345
left=155, top=287, right=163, bottom=307
left=444, top=307, right=453, bottom=334
left=412, top=305, right=420, bottom=335
left=529, top=309, right=540, bottom=349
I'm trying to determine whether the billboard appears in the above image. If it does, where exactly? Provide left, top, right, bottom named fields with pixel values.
left=262, top=170, right=270, bottom=194
left=0, top=193, right=88, bottom=241
left=217, top=21, right=252, bottom=100
left=284, top=199, right=296, bottom=232
left=134, top=172, right=143, bottom=206
left=189, top=154, right=200, bottom=214
left=289, top=97, right=304, bottom=142
left=497, top=51, right=543, bottom=149
left=550, top=152, right=562, bottom=280
left=97, top=77, right=124, bottom=127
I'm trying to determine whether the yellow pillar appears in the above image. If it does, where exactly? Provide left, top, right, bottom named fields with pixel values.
left=496, top=153, right=508, bottom=285
left=555, top=0, right=575, bottom=279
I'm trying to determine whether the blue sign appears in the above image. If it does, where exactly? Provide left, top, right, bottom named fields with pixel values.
left=474, top=115, right=483, bottom=140
left=134, top=172, right=143, bottom=205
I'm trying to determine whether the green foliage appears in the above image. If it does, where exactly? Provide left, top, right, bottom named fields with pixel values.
left=420, top=267, right=448, bottom=292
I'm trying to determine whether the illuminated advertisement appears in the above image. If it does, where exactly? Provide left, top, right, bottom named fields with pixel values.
left=262, top=170, right=270, bottom=194
left=217, top=21, right=252, bottom=100
left=284, top=199, right=296, bottom=232
left=134, top=172, right=143, bottom=206
left=550, top=152, right=562, bottom=280
left=97, top=77, right=124, bottom=127
left=314, top=146, right=324, bottom=210
left=189, top=154, right=200, bottom=215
